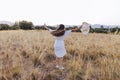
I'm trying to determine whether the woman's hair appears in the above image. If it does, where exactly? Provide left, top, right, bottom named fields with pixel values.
left=51, top=24, right=65, bottom=37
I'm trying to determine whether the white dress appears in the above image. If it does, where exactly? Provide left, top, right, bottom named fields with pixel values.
left=49, top=29, right=71, bottom=57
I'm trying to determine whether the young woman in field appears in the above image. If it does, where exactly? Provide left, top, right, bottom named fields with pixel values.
left=44, top=24, right=82, bottom=69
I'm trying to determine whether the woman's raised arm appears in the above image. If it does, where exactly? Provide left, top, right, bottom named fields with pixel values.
left=44, top=23, right=55, bottom=32
left=44, top=23, right=50, bottom=30
left=71, top=25, right=82, bottom=32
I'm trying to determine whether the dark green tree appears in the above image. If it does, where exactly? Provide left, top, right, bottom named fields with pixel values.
left=0, top=24, right=10, bottom=30
left=19, top=20, right=34, bottom=30
left=11, top=21, right=20, bottom=30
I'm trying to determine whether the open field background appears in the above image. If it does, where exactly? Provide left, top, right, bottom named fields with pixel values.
left=0, top=30, right=120, bottom=80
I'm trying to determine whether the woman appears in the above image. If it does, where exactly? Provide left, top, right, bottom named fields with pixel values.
left=44, top=24, right=82, bottom=69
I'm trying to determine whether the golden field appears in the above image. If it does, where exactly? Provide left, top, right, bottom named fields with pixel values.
left=0, top=30, right=120, bottom=80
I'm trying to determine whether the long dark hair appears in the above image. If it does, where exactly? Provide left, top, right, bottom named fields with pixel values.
left=51, top=24, right=65, bottom=37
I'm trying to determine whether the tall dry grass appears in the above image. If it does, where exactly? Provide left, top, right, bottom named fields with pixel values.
left=0, top=30, right=120, bottom=80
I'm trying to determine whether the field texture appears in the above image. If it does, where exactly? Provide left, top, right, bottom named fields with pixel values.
left=0, top=30, right=120, bottom=80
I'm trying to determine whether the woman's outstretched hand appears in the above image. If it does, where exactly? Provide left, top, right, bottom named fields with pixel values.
left=78, top=25, right=82, bottom=30
left=44, top=23, right=49, bottom=30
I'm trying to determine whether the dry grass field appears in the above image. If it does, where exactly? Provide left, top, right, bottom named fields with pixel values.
left=0, top=30, right=120, bottom=80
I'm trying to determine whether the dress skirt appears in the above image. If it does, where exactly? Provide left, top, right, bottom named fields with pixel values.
left=54, top=40, right=66, bottom=58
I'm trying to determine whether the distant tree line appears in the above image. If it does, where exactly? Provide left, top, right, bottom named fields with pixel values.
left=89, top=26, right=120, bottom=34
left=0, top=20, right=120, bottom=34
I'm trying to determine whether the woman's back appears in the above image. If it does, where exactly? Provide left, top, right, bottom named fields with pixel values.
left=49, top=29, right=71, bottom=48
left=55, top=30, right=71, bottom=40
